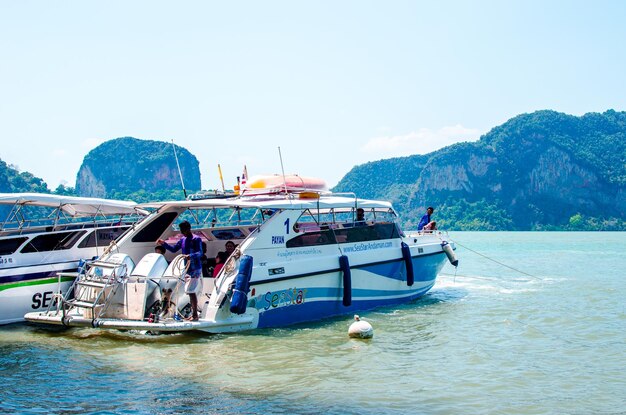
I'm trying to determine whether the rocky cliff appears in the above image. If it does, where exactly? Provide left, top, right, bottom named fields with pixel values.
left=334, top=110, right=626, bottom=230
left=75, top=137, right=201, bottom=198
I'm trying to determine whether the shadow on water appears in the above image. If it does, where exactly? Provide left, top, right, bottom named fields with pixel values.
left=14, top=280, right=469, bottom=341
left=1, top=338, right=404, bottom=415
left=420, top=285, right=468, bottom=303
left=26, top=323, right=228, bottom=345
left=0, top=282, right=472, bottom=415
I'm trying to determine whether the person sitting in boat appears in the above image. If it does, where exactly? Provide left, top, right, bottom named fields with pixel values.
left=157, top=221, right=203, bottom=321
left=201, top=241, right=215, bottom=278
left=213, top=251, right=228, bottom=277
left=355, top=208, right=366, bottom=227
left=225, top=240, right=236, bottom=257
left=422, top=221, right=437, bottom=232
left=417, top=207, right=436, bottom=232
left=154, top=245, right=166, bottom=255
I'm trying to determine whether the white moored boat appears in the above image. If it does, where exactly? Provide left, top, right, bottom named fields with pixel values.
left=25, top=180, right=457, bottom=333
left=0, top=193, right=146, bottom=324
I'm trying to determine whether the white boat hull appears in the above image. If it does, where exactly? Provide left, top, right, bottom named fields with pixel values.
left=25, top=248, right=447, bottom=332
left=0, top=263, right=76, bottom=325
left=23, top=194, right=456, bottom=333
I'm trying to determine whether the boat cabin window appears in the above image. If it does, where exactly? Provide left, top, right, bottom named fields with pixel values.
left=332, top=210, right=357, bottom=224
left=175, top=207, right=264, bottom=230
left=334, top=222, right=401, bottom=243
left=78, top=227, right=130, bottom=248
left=290, top=207, right=401, bottom=246
left=211, top=229, right=246, bottom=240
left=20, top=230, right=87, bottom=253
left=132, top=212, right=178, bottom=243
left=372, top=209, right=397, bottom=222
left=293, top=207, right=398, bottom=228
left=286, top=229, right=336, bottom=248
left=292, top=209, right=320, bottom=233
left=0, top=237, right=28, bottom=255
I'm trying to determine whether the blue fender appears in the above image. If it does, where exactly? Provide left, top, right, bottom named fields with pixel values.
left=401, top=242, right=414, bottom=286
left=230, top=255, right=254, bottom=315
left=339, top=255, right=351, bottom=306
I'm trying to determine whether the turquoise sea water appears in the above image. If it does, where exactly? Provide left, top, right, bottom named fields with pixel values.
left=1, top=232, right=625, bottom=415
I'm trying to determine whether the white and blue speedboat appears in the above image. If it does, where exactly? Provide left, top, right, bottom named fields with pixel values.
left=25, top=178, right=457, bottom=333
left=0, top=193, right=146, bottom=324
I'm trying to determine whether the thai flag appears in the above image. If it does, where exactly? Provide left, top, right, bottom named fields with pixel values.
left=241, top=165, right=248, bottom=188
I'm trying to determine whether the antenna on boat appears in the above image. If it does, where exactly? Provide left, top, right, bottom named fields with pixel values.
left=217, top=164, right=226, bottom=192
left=171, top=140, right=187, bottom=198
left=278, top=146, right=288, bottom=195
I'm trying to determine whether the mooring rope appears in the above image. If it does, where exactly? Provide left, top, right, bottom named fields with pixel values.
left=102, top=239, right=119, bottom=257
left=439, top=272, right=531, bottom=282
left=450, top=239, right=543, bottom=281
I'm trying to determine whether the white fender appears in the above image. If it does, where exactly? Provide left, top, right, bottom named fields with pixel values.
left=441, top=241, right=459, bottom=267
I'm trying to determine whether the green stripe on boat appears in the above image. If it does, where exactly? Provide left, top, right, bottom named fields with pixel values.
left=0, top=276, right=75, bottom=292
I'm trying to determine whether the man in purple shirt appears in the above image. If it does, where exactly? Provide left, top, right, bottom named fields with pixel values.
left=157, top=221, right=203, bottom=320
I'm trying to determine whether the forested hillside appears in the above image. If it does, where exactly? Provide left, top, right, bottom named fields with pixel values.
left=0, top=159, right=50, bottom=193
left=3, top=111, right=625, bottom=230
left=75, top=137, right=200, bottom=199
left=334, top=110, right=626, bottom=230
left=1, top=137, right=198, bottom=203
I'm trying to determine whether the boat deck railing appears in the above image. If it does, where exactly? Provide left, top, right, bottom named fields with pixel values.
left=404, top=229, right=449, bottom=238
left=1, top=215, right=143, bottom=236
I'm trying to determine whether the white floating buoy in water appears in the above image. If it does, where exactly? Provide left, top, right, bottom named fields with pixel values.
left=348, top=315, right=373, bottom=339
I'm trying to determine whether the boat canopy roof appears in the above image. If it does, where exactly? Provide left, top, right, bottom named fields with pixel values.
left=0, top=193, right=144, bottom=216
left=139, top=195, right=394, bottom=211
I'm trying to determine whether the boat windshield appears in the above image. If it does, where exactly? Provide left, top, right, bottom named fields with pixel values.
left=284, top=207, right=401, bottom=248
left=294, top=207, right=397, bottom=228
left=0, top=203, right=143, bottom=235
left=171, top=206, right=269, bottom=230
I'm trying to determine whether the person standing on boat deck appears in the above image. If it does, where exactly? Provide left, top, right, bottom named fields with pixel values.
left=157, top=221, right=203, bottom=321
left=417, top=207, right=436, bottom=231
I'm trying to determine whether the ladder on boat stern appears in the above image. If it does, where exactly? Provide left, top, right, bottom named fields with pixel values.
left=59, top=260, right=126, bottom=323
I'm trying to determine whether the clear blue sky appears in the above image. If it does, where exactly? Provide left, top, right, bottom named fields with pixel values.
left=1, top=1, right=625, bottom=191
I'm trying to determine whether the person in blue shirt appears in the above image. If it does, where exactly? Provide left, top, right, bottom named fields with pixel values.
left=157, top=221, right=203, bottom=321
left=417, top=207, right=436, bottom=231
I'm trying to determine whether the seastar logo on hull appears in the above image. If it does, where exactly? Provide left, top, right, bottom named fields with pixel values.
left=257, top=287, right=308, bottom=310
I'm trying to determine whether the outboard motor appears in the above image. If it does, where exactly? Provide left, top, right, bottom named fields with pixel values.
left=159, top=255, right=191, bottom=318
left=130, top=253, right=169, bottom=317
left=131, top=253, right=169, bottom=279
left=161, top=255, right=187, bottom=291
